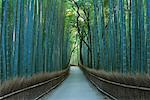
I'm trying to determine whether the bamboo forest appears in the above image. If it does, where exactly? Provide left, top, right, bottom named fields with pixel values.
left=0, top=0, right=150, bottom=100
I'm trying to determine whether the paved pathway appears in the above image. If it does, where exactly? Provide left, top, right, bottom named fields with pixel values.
left=41, top=67, right=111, bottom=100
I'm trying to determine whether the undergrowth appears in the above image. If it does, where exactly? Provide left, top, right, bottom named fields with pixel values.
left=81, top=65, right=150, bottom=88
left=0, top=69, right=68, bottom=97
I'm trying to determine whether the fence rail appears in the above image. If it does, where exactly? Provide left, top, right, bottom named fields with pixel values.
left=0, top=68, right=69, bottom=100
left=81, top=66, right=150, bottom=100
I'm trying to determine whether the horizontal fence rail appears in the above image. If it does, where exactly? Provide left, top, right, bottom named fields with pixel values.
left=81, top=66, right=150, bottom=100
left=34, top=74, right=67, bottom=100
left=89, top=73, right=150, bottom=91
left=0, top=68, right=69, bottom=100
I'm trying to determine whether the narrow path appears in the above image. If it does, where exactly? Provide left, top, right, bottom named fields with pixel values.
left=41, top=67, right=111, bottom=100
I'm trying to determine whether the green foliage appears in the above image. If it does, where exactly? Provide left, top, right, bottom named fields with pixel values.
left=0, top=0, right=69, bottom=84
left=70, top=0, right=150, bottom=76
left=0, top=0, right=149, bottom=84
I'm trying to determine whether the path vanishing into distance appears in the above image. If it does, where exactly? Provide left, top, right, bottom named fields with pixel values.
left=41, top=67, right=111, bottom=100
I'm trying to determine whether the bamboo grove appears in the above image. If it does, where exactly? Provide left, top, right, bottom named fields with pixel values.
left=0, top=0, right=73, bottom=84
left=69, top=0, right=150, bottom=75
left=0, top=0, right=150, bottom=85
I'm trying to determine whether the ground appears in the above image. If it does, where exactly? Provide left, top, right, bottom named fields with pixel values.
left=41, top=67, right=111, bottom=100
